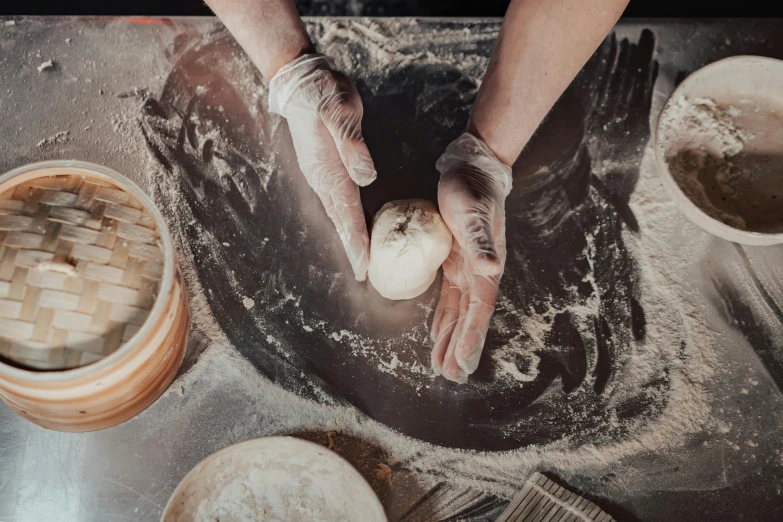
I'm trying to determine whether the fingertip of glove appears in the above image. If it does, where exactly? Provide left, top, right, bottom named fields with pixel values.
left=430, top=318, right=443, bottom=342
left=343, top=235, right=369, bottom=282
left=351, top=258, right=368, bottom=281
left=443, top=367, right=468, bottom=384
left=351, top=163, right=377, bottom=187
left=457, top=350, right=481, bottom=376
left=430, top=335, right=444, bottom=372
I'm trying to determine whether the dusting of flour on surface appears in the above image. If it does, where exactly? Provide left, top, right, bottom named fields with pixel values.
left=3, top=16, right=783, bottom=522
left=145, top=20, right=736, bottom=514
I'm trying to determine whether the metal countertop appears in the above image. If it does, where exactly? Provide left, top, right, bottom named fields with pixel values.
left=1, top=16, right=783, bottom=522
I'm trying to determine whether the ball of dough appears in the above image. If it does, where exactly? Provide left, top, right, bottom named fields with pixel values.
left=368, top=199, right=452, bottom=300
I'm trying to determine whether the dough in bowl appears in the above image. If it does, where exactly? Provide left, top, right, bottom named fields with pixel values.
left=368, top=199, right=452, bottom=300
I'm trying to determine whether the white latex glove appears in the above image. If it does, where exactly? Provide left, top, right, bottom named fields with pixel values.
left=269, top=54, right=376, bottom=280
left=431, top=133, right=513, bottom=384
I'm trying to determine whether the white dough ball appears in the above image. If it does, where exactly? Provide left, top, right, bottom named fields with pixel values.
left=368, top=199, right=452, bottom=300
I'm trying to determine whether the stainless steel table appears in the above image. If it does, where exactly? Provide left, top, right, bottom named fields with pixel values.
left=2, top=16, right=783, bottom=521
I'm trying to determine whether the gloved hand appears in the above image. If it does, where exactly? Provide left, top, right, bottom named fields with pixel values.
left=269, top=54, right=376, bottom=281
left=431, top=133, right=513, bottom=383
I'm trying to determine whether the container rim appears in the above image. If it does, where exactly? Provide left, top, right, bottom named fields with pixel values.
left=0, top=160, right=177, bottom=382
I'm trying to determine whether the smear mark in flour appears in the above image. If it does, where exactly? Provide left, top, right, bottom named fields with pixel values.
left=140, top=22, right=683, bottom=451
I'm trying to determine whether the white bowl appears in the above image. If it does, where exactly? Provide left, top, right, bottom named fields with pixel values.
left=654, top=56, right=783, bottom=246
left=162, top=436, right=387, bottom=522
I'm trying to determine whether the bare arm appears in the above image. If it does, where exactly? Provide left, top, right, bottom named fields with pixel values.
left=469, top=0, right=630, bottom=165
left=432, top=0, right=627, bottom=383
left=206, top=0, right=377, bottom=281
left=204, top=0, right=314, bottom=79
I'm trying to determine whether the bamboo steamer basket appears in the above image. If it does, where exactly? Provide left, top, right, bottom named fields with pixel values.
left=0, top=160, right=189, bottom=431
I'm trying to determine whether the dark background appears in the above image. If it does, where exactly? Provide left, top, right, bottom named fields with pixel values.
left=1, top=0, right=783, bottom=17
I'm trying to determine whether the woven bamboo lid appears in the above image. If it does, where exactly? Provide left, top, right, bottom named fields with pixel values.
left=0, top=167, right=164, bottom=370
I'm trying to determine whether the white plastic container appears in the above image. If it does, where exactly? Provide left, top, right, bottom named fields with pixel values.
left=655, top=56, right=783, bottom=246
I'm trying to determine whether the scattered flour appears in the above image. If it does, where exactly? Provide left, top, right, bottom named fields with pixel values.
left=0, top=17, right=777, bottom=520
left=143, top=22, right=731, bottom=512
left=7, top=17, right=764, bottom=518
left=36, top=130, right=69, bottom=147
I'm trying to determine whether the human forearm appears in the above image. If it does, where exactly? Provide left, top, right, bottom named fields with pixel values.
left=208, top=0, right=377, bottom=281
left=469, top=0, right=629, bottom=165
left=205, top=0, right=314, bottom=79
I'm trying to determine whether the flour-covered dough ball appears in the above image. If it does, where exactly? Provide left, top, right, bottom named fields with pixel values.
left=368, top=199, right=452, bottom=300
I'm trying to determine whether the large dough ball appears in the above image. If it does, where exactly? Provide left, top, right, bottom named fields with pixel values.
left=368, top=199, right=452, bottom=300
